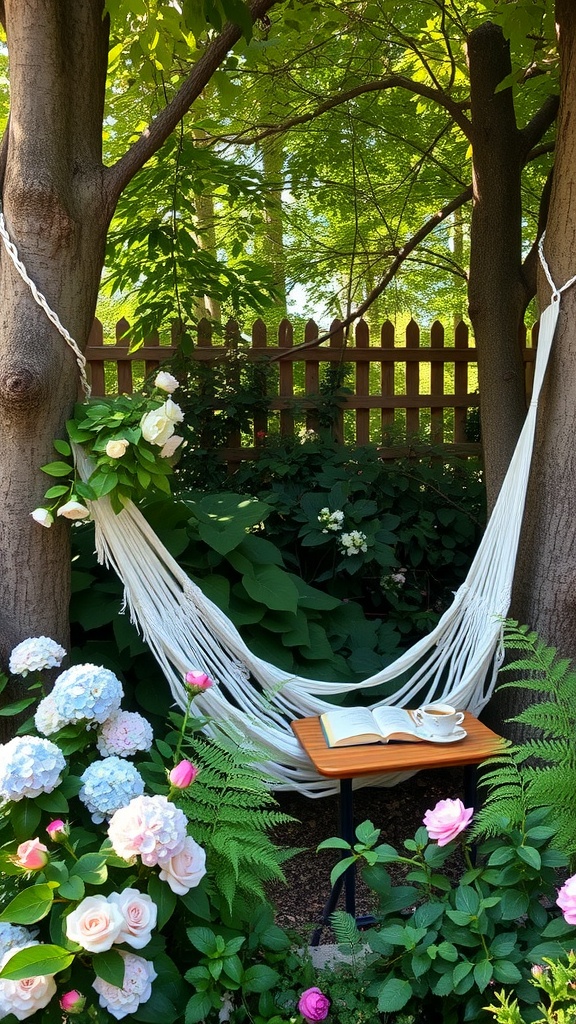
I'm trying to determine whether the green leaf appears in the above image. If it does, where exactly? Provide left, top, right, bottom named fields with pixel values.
left=10, top=800, right=41, bottom=841
left=34, top=790, right=69, bottom=814
left=242, top=566, right=299, bottom=614
left=71, top=853, right=108, bottom=885
left=53, top=439, right=72, bottom=457
left=93, top=949, right=125, bottom=988
left=473, top=960, right=493, bottom=992
left=0, top=698, right=35, bottom=716
left=0, top=884, right=55, bottom=924
left=490, top=933, right=518, bottom=958
left=492, top=960, right=523, bottom=984
left=185, top=991, right=213, bottom=1024
left=40, top=460, right=73, bottom=477
left=517, top=845, right=541, bottom=870
left=376, top=976, right=412, bottom=1013
left=186, top=926, right=217, bottom=955
left=58, top=876, right=85, bottom=901
left=455, top=886, right=480, bottom=915
left=148, top=872, right=178, bottom=929
left=241, top=964, right=280, bottom=993
left=541, top=917, right=576, bottom=937
left=499, top=889, right=529, bottom=920
left=0, top=943, right=74, bottom=980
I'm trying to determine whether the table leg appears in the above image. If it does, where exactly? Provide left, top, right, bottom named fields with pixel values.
left=311, top=779, right=360, bottom=945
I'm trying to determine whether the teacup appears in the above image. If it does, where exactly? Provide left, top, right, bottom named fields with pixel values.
left=413, top=703, right=464, bottom=737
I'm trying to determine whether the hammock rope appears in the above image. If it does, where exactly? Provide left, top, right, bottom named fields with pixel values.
left=0, top=204, right=568, bottom=796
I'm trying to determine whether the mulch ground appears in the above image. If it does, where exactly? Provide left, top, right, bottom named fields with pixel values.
left=268, top=767, right=466, bottom=938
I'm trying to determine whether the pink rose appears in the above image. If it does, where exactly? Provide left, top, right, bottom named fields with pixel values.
left=158, top=835, right=207, bottom=895
left=60, top=990, right=86, bottom=1014
left=557, top=874, right=576, bottom=924
left=108, top=889, right=157, bottom=949
left=169, top=760, right=198, bottom=789
left=14, top=839, right=49, bottom=871
left=184, top=670, right=213, bottom=693
left=422, top=798, right=474, bottom=846
left=298, top=987, right=330, bottom=1021
left=65, top=895, right=124, bottom=953
left=46, top=819, right=68, bottom=841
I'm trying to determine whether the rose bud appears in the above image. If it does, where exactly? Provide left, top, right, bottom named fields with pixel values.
left=184, top=670, right=213, bottom=695
left=169, top=760, right=198, bottom=789
left=46, top=819, right=69, bottom=842
left=14, top=838, right=49, bottom=871
left=60, top=990, right=86, bottom=1014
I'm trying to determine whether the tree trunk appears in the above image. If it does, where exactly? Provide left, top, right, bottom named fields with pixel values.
left=467, top=22, right=529, bottom=511
left=0, top=1, right=110, bottom=674
left=512, top=1, right=576, bottom=661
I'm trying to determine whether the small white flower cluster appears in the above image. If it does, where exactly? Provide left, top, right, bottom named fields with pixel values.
left=318, top=507, right=345, bottom=533
left=97, top=710, right=154, bottom=757
left=35, top=663, right=123, bottom=734
left=0, top=737, right=66, bottom=802
left=80, top=757, right=145, bottom=824
left=298, top=427, right=318, bottom=443
left=8, top=637, right=66, bottom=677
left=339, top=530, right=368, bottom=556
left=381, top=568, right=407, bottom=591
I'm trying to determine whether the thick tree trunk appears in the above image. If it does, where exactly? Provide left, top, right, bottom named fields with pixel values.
left=467, top=23, right=529, bottom=511
left=512, top=1, right=576, bottom=661
left=0, top=1, right=110, bottom=671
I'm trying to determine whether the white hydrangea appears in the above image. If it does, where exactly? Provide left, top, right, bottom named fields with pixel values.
left=93, top=951, right=157, bottom=1020
left=339, top=530, right=368, bottom=556
left=108, top=794, right=188, bottom=867
left=0, top=737, right=66, bottom=802
left=79, top=757, right=145, bottom=824
left=0, top=925, right=37, bottom=960
left=8, top=637, right=66, bottom=677
left=97, top=711, right=153, bottom=758
left=318, top=507, right=345, bottom=533
left=34, top=694, right=66, bottom=737
left=50, top=664, right=123, bottom=728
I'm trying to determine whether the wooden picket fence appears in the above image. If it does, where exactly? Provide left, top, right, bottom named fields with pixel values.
left=85, top=315, right=538, bottom=463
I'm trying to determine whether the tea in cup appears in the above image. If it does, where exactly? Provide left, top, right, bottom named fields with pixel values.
left=413, top=703, right=464, bottom=736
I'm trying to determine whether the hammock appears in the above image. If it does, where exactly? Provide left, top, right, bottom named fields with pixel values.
left=0, top=204, right=569, bottom=797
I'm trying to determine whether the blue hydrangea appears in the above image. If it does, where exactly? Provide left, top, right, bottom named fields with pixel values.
left=79, top=757, right=145, bottom=824
left=0, top=737, right=66, bottom=802
left=51, top=664, right=123, bottom=728
left=0, top=924, right=37, bottom=959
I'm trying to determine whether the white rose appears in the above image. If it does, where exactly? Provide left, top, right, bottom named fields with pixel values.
left=158, top=835, right=207, bottom=895
left=0, top=944, right=56, bottom=1021
left=65, top=895, right=124, bottom=953
left=154, top=371, right=179, bottom=394
left=108, top=889, right=157, bottom=950
left=164, top=398, right=184, bottom=424
left=159, top=434, right=184, bottom=459
left=56, top=500, right=91, bottom=521
left=106, top=439, right=129, bottom=459
left=30, top=508, right=54, bottom=528
left=140, top=408, right=175, bottom=447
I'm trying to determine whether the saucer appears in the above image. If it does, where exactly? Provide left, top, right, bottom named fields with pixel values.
left=418, top=726, right=467, bottom=744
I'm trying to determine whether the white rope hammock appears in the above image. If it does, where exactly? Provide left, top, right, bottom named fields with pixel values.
left=0, top=204, right=570, bottom=796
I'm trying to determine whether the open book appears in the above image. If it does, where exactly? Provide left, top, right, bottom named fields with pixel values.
left=320, top=706, right=423, bottom=748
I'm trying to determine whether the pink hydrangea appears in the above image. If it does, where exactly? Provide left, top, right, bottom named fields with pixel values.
left=422, top=798, right=474, bottom=846
left=96, top=711, right=153, bottom=758
left=92, top=951, right=157, bottom=1020
left=298, top=987, right=330, bottom=1022
left=557, top=874, right=576, bottom=924
left=107, top=794, right=187, bottom=867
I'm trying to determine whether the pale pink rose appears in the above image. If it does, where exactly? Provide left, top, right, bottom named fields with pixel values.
left=423, top=798, right=474, bottom=846
left=93, top=951, right=156, bottom=1020
left=105, top=439, right=129, bottom=459
left=108, top=889, right=157, bottom=950
left=14, top=839, right=49, bottom=871
left=0, top=944, right=56, bottom=1021
left=158, top=835, right=207, bottom=895
left=154, top=371, right=179, bottom=394
left=557, top=874, right=576, bottom=924
left=56, top=500, right=90, bottom=520
left=65, top=895, right=124, bottom=953
left=30, top=508, right=54, bottom=528
left=298, top=987, right=330, bottom=1021
left=169, top=760, right=198, bottom=789
left=159, top=434, right=184, bottom=459
left=107, top=794, right=187, bottom=867
left=60, top=990, right=85, bottom=1014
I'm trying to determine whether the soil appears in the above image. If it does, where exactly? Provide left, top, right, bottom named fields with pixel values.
left=269, top=767, right=466, bottom=939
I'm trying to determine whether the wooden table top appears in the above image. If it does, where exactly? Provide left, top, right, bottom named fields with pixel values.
left=291, top=712, right=504, bottom=779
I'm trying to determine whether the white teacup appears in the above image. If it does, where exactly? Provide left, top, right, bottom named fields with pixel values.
left=413, top=703, right=464, bottom=736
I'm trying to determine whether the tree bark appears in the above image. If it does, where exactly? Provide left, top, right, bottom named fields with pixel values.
left=0, top=1, right=110, bottom=671
left=512, top=1, right=576, bottom=661
left=466, top=22, right=529, bottom=512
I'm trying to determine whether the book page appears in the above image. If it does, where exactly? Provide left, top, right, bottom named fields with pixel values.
left=321, top=706, right=381, bottom=746
left=372, top=706, right=418, bottom=738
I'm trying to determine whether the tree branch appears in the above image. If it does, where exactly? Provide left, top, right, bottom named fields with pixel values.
left=518, top=93, right=559, bottom=164
left=104, top=0, right=278, bottom=208
left=267, top=183, right=473, bottom=361
left=224, top=75, right=472, bottom=146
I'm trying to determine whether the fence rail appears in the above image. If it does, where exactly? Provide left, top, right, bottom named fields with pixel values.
left=85, top=315, right=538, bottom=460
